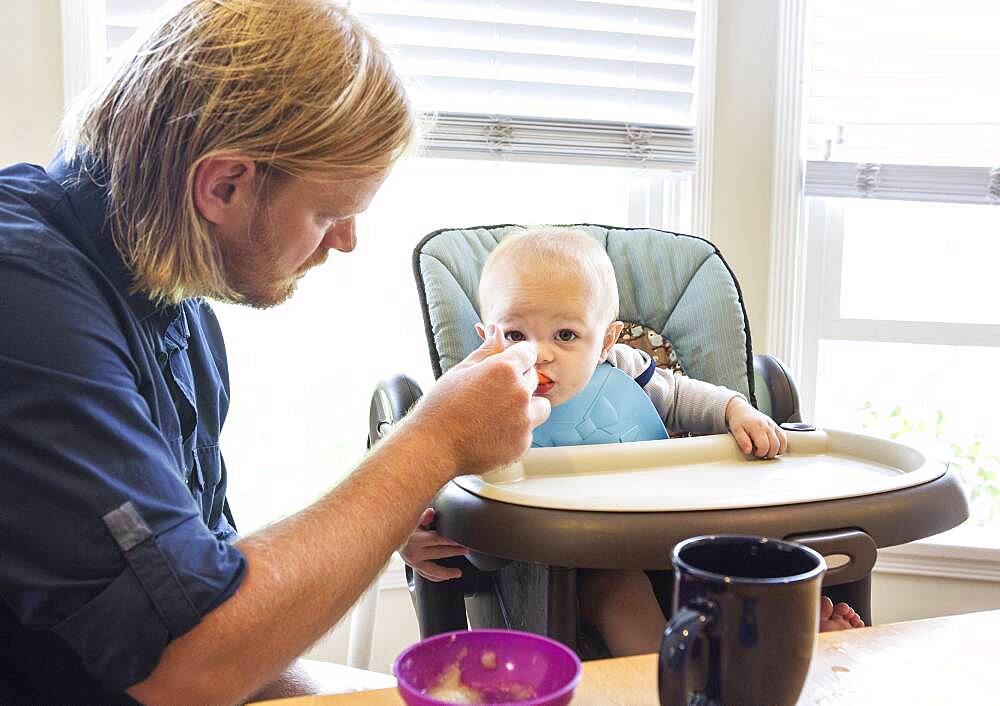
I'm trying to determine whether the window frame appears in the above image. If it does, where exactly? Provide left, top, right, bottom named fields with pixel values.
left=771, top=0, right=1000, bottom=570
left=800, top=197, right=1000, bottom=418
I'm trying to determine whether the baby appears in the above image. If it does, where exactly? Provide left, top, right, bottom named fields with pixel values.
left=402, top=227, right=863, bottom=656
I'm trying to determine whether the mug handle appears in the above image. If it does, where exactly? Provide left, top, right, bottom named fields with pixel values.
left=658, top=599, right=718, bottom=706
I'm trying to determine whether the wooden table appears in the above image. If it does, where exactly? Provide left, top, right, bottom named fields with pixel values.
left=258, top=610, right=1000, bottom=705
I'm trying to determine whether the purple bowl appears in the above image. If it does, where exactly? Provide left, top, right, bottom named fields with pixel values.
left=393, top=629, right=582, bottom=706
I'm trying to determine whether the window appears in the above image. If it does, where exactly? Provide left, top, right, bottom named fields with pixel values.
left=70, top=0, right=713, bottom=533
left=800, top=0, right=1000, bottom=539
left=349, top=0, right=700, bottom=167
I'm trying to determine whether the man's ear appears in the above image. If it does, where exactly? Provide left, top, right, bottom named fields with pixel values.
left=600, top=320, right=625, bottom=360
left=192, top=156, right=258, bottom=226
left=475, top=322, right=487, bottom=341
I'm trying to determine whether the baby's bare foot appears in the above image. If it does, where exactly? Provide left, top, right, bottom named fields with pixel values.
left=819, top=596, right=865, bottom=632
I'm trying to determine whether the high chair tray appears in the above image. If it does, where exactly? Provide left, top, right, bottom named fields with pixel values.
left=454, top=430, right=941, bottom=512
left=434, top=429, right=968, bottom=569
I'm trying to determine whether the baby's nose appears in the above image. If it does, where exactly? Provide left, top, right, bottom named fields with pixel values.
left=535, top=342, right=556, bottom=362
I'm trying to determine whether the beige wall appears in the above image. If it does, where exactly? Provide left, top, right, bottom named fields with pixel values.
left=307, top=586, right=421, bottom=674
left=873, top=572, right=1000, bottom=625
left=0, top=0, right=63, bottom=166
left=709, top=0, right=779, bottom=352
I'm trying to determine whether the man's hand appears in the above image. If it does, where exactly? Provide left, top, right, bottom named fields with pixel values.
left=400, top=508, right=468, bottom=581
left=725, top=397, right=787, bottom=459
left=406, top=323, right=551, bottom=478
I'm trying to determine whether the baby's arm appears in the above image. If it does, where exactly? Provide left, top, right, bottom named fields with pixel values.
left=724, top=396, right=787, bottom=458
left=399, top=508, right=468, bottom=582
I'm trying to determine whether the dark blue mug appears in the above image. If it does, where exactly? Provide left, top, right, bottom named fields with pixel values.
left=659, top=535, right=826, bottom=706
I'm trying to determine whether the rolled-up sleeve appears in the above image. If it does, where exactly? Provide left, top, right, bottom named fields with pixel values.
left=0, top=252, right=247, bottom=691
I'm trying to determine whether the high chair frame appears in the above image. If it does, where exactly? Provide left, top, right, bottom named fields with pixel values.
left=371, top=224, right=968, bottom=656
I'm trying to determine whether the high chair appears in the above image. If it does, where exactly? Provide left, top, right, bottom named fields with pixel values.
left=369, top=224, right=968, bottom=657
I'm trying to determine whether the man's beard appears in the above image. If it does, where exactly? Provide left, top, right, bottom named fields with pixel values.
left=217, top=206, right=329, bottom=309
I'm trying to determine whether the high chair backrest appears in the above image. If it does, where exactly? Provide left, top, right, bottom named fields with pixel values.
left=413, top=224, right=756, bottom=406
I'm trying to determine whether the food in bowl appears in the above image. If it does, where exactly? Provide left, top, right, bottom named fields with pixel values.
left=423, top=648, right=536, bottom=704
left=425, top=661, right=534, bottom=703
left=393, top=629, right=581, bottom=706
left=424, top=658, right=481, bottom=703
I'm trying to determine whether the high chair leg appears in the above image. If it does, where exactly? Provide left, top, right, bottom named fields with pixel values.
left=409, top=566, right=468, bottom=638
left=546, top=567, right=578, bottom=651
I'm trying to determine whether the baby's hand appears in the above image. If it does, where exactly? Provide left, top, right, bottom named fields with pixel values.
left=399, top=508, right=469, bottom=582
left=725, top=397, right=787, bottom=459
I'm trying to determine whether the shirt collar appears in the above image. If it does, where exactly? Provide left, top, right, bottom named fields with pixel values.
left=46, top=153, right=179, bottom=328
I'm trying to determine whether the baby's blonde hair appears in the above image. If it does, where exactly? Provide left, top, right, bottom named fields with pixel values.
left=480, top=227, right=620, bottom=323
left=62, top=0, right=415, bottom=305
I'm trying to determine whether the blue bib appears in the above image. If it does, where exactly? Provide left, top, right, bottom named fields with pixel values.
left=531, top=362, right=668, bottom=447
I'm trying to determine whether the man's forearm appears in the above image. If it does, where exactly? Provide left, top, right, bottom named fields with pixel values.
left=129, top=419, right=456, bottom=706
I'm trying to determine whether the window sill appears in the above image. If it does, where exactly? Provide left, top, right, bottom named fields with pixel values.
left=875, top=526, right=1000, bottom=582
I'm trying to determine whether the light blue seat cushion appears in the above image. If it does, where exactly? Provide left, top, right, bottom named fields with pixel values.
left=414, top=224, right=755, bottom=404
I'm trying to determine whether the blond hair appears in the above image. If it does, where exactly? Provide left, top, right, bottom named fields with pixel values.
left=480, top=227, right=620, bottom=322
left=62, top=0, right=415, bottom=304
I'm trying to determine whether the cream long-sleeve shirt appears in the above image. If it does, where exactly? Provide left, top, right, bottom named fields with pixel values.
left=604, top=343, right=743, bottom=436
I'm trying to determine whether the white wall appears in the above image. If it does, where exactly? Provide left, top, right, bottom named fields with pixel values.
left=307, top=583, right=420, bottom=675
left=709, top=0, right=779, bottom=351
left=873, top=573, right=1000, bottom=625
left=0, top=0, right=63, bottom=166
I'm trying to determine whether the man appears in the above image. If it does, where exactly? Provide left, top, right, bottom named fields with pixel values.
left=0, top=1, right=549, bottom=703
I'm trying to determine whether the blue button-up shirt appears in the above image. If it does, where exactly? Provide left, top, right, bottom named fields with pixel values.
left=0, top=158, right=247, bottom=703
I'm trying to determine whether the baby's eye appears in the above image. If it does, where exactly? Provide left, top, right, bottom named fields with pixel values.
left=506, top=330, right=526, bottom=342
left=556, top=329, right=577, bottom=342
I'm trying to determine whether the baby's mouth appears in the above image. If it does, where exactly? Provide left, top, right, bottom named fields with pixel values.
left=535, top=371, right=554, bottom=396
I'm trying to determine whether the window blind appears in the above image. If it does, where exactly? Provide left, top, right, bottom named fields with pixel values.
left=103, top=0, right=701, bottom=169
left=803, top=0, right=1000, bottom=203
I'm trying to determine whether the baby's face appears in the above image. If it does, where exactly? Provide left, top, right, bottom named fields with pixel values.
left=480, top=268, right=618, bottom=407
